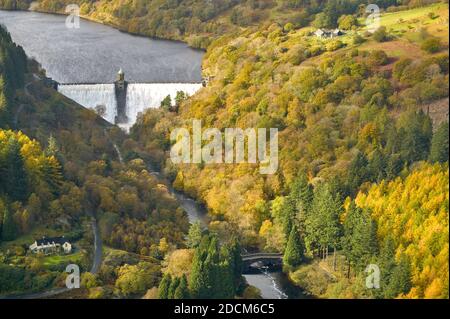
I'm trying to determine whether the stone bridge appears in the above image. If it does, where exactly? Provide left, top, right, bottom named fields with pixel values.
left=241, top=253, right=283, bottom=273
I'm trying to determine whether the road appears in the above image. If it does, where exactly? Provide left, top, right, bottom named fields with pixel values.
left=90, top=218, right=102, bottom=274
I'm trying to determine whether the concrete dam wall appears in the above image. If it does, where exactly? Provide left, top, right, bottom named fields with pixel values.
left=58, top=76, right=202, bottom=130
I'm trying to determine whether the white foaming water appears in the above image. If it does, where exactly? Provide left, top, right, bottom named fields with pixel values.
left=58, top=83, right=202, bottom=131
left=125, top=83, right=203, bottom=123
left=58, top=84, right=117, bottom=123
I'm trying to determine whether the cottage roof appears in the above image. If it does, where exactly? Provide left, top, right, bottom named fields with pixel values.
left=36, top=236, right=70, bottom=246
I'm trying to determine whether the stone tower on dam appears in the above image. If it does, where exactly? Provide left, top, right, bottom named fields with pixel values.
left=114, top=69, right=128, bottom=124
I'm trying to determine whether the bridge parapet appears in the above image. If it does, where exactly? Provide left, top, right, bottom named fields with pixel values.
left=241, top=253, right=283, bottom=273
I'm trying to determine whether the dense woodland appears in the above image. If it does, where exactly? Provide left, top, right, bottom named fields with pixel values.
left=0, top=25, right=189, bottom=297
left=129, top=1, right=449, bottom=298
left=0, top=0, right=449, bottom=299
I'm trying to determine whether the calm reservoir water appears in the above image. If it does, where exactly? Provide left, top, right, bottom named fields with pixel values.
left=0, top=10, right=203, bottom=83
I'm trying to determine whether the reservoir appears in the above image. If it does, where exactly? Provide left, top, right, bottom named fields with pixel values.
left=0, top=10, right=204, bottom=128
left=0, top=10, right=203, bottom=83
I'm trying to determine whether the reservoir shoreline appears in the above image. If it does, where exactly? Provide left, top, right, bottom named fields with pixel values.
left=0, top=7, right=206, bottom=51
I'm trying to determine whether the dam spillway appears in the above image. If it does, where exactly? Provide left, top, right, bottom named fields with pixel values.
left=57, top=76, right=203, bottom=130
left=57, top=84, right=118, bottom=124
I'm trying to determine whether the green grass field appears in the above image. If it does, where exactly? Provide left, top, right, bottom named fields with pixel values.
left=41, top=251, right=84, bottom=267
left=362, top=3, right=449, bottom=43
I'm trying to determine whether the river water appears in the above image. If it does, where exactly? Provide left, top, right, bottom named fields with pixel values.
left=171, top=187, right=306, bottom=299
left=1, top=9, right=305, bottom=300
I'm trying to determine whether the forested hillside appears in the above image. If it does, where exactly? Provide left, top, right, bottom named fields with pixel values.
left=356, top=163, right=448, bottom=298
left=0, top=0, right=448, bottom=299
left=2, top=0, right=444, bottom=48
left=0, top=25, right=189, bottom=297
left=129, top=1, right=449, bottom=298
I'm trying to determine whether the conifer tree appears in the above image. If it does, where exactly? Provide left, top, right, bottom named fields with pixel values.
left=168, top=276, right=180, bottom=299
left=289, top=173, right=313, bottom=234
left=4, top=137, right=28, bottom=201
left=215, top=261, right=235, bottom=298
left=429, top=121, right=449, bottom=163
left=307, top=183, right=342, bottom=258
left=187, top=221, right=203, bottom=248
left=346, top=151, right=369, bottom=195
left=283, top=226, right=304, bottom=267
left=189, top=237, right=210, bottom=298
left=385, top=255, right=412, bottom=298
left=174, top=275, right=190, bottom=299
left=158, top=274, right=172, bottom=299
left=1, top=207, right=17, bottom=241
left=280, top=196, right=295, bottom=240
left=377, top=237, right=397, bottom=297
left=341, top=201, right=378, bottom=276
left=289, top=173, right=313, bottom=211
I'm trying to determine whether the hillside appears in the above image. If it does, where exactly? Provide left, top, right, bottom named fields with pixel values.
left=356, top=162, right=448, bottom=298
left=130, top=2, right=449, bottom=298
left=3, top=0, right=446, bottom=48
left=1, top=25, right=189, bottom=297
left=1, top=0, right=448, bottom=299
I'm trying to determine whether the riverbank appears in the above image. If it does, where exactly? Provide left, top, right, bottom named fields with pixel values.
left=287, top=253, right=375, bottom=299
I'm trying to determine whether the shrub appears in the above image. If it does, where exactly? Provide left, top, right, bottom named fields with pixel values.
left=421, top=38, right=442, bottom=53
left=326, top=40, right=345, bottom=52
left=283, top=22, right=294, bottom=32
left=368, top=50, right=389, bottom=67
left=373, top=26, right=389, bottom=42
left=338, top=15, right=357, bottom=30
left=353, top=34, right=365, bottom=45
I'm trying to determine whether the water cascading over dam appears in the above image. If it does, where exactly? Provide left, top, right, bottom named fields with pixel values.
left=57, top=84, right=118, bottom=123
left=57, top=70, right=203, bottom=130
left=125, top=83, right=203, bottom=124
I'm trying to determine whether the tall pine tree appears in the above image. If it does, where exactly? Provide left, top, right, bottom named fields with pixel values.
left=283, top=226, right=304, bottom=267
left=429, top=121, right=449, bottom=163
left=158, top=274, right=172, bottom=299
left=174, top=274, right=190, bottom=299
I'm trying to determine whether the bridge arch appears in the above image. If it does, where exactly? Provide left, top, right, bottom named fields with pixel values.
left=241, top=253, right=283, bottom=274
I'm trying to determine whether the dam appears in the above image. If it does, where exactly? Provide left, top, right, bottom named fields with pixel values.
left=0, top=10, right=204, bottom=131
left=57, top=70, right=203, bottom=130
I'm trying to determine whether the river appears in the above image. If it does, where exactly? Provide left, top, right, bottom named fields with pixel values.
left=0, top=9, right=305, bottom=300
left=167, top=182, right=306, bottom=299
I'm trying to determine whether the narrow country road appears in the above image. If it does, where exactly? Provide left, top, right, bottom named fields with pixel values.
left=90, top=218, right=102, bottom=274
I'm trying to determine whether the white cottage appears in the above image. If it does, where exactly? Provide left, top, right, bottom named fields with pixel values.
left=29, top=236, right=72, bottom=255
left=314, top=28, right=344, bottom=38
